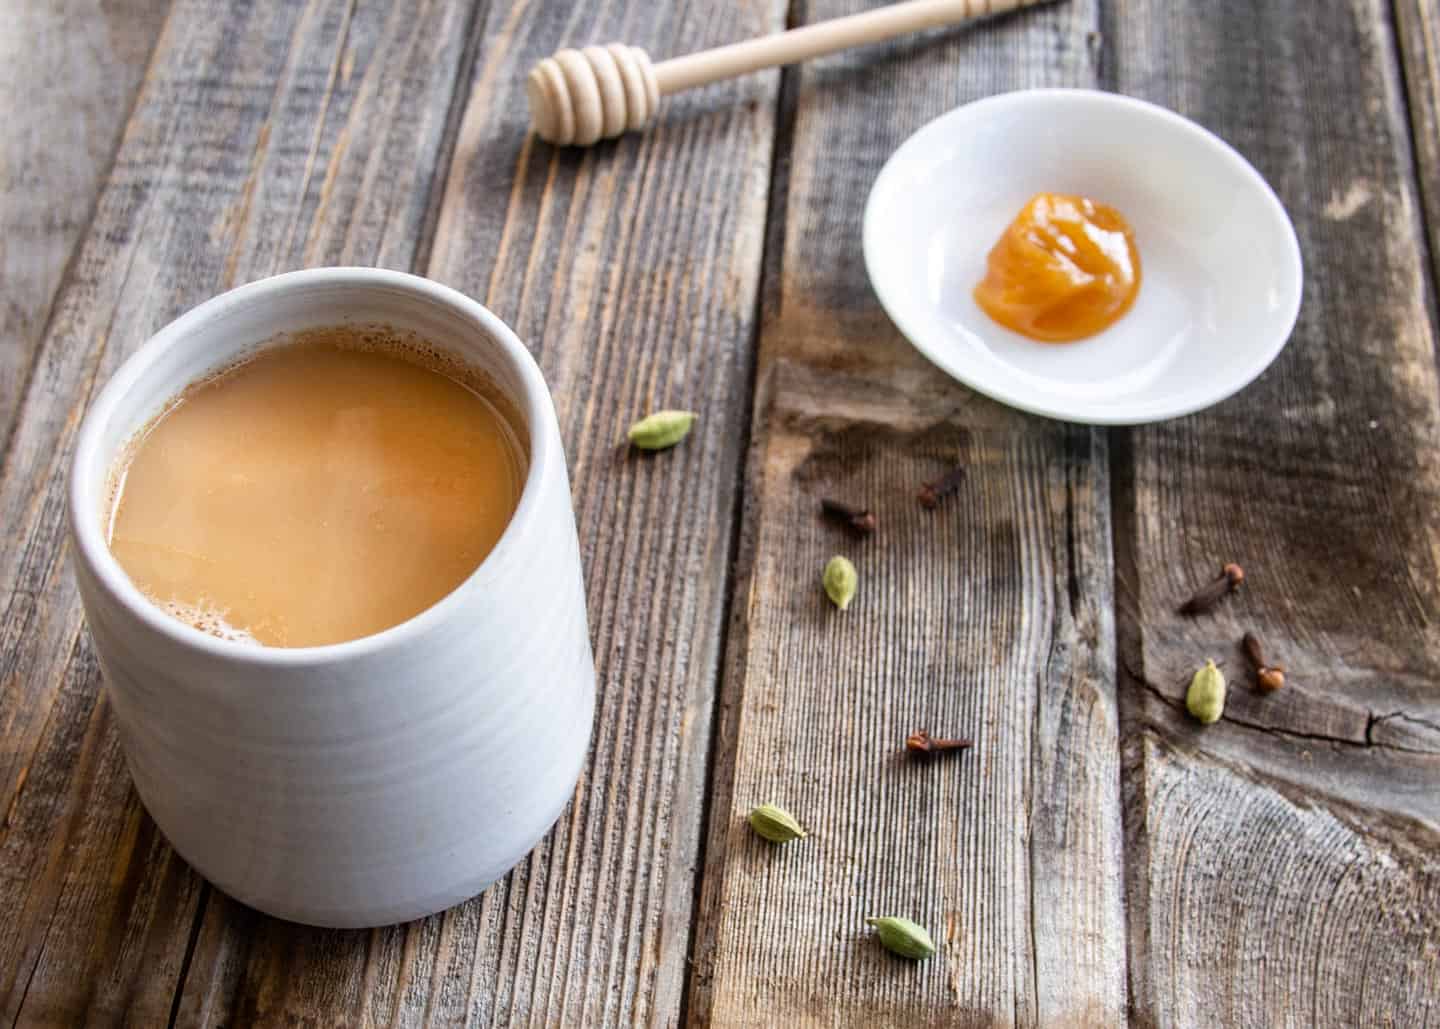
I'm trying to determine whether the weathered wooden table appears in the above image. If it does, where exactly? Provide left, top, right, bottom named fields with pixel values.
left=4, top=0, right=1439, bottom=1024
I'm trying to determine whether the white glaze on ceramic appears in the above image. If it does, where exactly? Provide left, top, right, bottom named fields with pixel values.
left=68, top=268, right=596, bottom=928
left=864, top=89, right=1304, bottom=425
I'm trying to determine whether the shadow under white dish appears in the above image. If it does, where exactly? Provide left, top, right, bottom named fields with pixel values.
left=864, top=88, right=1303, bottom=425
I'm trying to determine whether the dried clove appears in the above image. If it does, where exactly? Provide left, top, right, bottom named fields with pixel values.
left=905, top=730, right=973, bottom=755
left=1178, top=562, right=1245, bottom=615
left=820, top=498, right=877, bottom=535
left=917, top=465, right=966, bottom=509
left=1242, top=631, right=1286, bottom=691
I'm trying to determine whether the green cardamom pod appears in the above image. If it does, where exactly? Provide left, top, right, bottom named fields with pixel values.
left=747, top=803, right=807, bottom=844
left=823, top=555, right=857, bottom=610
left=1186, top=659, right=1226, bottom=724
left=627, top=409, right=697, bottom=450
left=866, top=916, right=936, bottom=960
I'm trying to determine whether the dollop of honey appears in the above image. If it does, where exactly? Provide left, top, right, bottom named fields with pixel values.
left=973, top=192, right=1140, bottom=342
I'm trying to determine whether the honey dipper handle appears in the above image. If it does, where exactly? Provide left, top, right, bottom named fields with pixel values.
left=653, top=0, right=1049, bottom=94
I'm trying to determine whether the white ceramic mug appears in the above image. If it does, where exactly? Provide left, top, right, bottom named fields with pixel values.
left=68, top=268, right=596, bottom=928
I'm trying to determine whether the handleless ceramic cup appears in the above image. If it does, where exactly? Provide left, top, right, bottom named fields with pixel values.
left=68, top=268, right=596, bottom=928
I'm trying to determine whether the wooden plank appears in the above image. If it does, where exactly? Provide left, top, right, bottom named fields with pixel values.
left=171, top=1, right=788, bottom=1025
left=1109, top=0, right=1440, bottom=1023
left=1124, top=735, right=1440, bottom=1026
left=0, top=0, right=480, bottom=1023
left=0, top=0, right=170, bottom=452
left=688, top=2, right=1129, bottom=1024
left=1395, top=0, right=1440, bottom=291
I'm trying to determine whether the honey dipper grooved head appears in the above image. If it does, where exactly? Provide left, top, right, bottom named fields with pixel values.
left=526, top=44, right=659, bottom=145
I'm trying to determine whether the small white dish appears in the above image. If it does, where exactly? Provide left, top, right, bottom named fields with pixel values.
left=863, top=89, right=1303, bottom=425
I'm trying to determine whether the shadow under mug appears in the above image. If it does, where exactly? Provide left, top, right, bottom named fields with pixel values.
left=67, top=268, right=596, bottom=928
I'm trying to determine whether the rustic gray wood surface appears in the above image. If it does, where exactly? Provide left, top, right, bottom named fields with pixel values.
left=1112, top=1, right=1440, bottom=1023
left=690, top=1, right=1129, bottom=1024
left=0, top=0, right=171, bottom=452
left=1, top=0, right=1437, bottom=1026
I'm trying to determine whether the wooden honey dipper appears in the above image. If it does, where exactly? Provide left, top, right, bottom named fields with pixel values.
left=527, top=0, right=1058, bottom=145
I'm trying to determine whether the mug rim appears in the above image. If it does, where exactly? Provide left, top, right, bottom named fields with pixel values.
left=68, top=267, right=557, bottom=667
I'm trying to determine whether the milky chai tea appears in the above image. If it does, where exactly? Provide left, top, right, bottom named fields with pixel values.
left=105, top=326, right=527, bottom=648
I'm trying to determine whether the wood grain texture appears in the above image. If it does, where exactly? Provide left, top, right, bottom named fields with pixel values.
left=1395, top=0, right=1440, bottom=291
left=0, top=0, right=479, bottom=1023
left=0, top=0, right=170, bottom=452
left=1108, top=0, right=1440, bottom=1023
left=5, top=0, right=1440, bottom=1024
left=689, top=2, right=1128, bottom=1024
left=1126, top=734, right=1439, bottom=1026
left=172, top=0, right=788, bottom=1025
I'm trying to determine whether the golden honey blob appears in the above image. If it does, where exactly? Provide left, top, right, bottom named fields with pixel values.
left=974, top=192, right=1141, bottom=343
